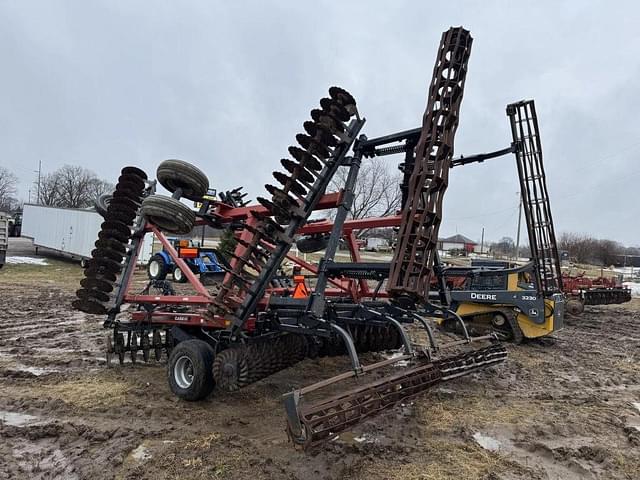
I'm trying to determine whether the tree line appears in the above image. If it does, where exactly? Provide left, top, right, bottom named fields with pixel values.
left=0, top=165, right=113, bottom=212
left=558, top=232, right=638, bottom=266
left=489, top=233, right=638, bottom=266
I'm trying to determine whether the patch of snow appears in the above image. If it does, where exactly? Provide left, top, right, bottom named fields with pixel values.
left=473, top=432, right=502, bottom=452
left=623, top=282, right=640, bottom=298
left=382, top=351, right=410, bottom=367
left=131, top=444, right=152, bottom=462
left=5, top=256, right=49, bottom=265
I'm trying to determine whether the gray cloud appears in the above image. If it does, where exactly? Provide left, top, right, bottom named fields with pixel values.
left=1, top=0, right=637, bottom=245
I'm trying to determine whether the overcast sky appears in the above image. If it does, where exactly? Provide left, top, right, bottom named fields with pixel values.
left=1, top=1, right=638, bottom=245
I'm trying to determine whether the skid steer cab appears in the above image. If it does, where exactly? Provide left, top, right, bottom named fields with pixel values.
left=147, top=238, right=228, bottom=285
left=437, top=262, right=565, bottom=343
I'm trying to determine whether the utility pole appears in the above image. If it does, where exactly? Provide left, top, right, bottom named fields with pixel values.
left=480, top=227, right=485, bottom=255
left=33, top=161, right=42, bottom=204
left=37, top=160, right=42, bottom=204
left=514, top=191, right=522, bottom=260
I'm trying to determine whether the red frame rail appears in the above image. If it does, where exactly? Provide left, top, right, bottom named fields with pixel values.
left=120, top=193, right=402, bottom=329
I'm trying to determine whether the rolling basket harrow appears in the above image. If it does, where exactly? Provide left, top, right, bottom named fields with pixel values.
left=72, top=27, right=519, bottom=448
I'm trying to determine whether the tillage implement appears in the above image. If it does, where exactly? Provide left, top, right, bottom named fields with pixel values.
left=69, top=27, right=568, bottom=448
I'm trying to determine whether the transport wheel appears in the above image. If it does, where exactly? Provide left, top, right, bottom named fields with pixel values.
left=94, top=193, right=112, bottom=218
left=153, top=330, right=163, bottom=361
left=156, top=159, right=209, bottom=201
left=212, top=348, right=249, bottom=392
left=172, top=266, right=188, bottom=283
left=167, top=339, right=215, bottom=401
left=147, top=254, right=169, bottom=280
left=116, top=333, right=125, bottom=365
left=130, top=333, right=138, bottom=364
left=566, top=298, right=584, bottom=316
left=296, top=235, right=329, bottom=253
left=140, top=195, right=195, bottom=235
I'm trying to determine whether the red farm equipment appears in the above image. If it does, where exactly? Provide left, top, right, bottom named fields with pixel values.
left=562, top=272, right=631, bottom=315
left=69, top=27, right=574, bottom=448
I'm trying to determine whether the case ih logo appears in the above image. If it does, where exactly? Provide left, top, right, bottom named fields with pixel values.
left=470, top=293, right=497, bottom=301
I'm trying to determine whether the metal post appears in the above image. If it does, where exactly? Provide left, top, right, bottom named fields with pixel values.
left=480, top=227, right=484, bottom=255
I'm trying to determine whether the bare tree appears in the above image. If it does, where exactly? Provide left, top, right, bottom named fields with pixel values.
left=87, top=177, right=114, bottom=200
left=0, top=167, right=18, bottom=212
left=491, top=236, right=515, bottom=257
left=41, top=165, right=114, bottom=209
left=38, top=172, right=61, bottom=206
left=328, top=158, right=401, bottom=237
left=559, top=232, right=624, bottom=265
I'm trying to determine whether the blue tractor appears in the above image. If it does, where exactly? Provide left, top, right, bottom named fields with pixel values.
left=147, top=238, right=228, bottom=285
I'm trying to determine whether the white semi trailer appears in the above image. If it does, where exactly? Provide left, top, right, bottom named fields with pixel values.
left=22, top=204, right=152, bottom=265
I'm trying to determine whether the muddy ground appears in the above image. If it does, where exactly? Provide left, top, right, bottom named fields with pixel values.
left=0, top=238, right=639, bottom=480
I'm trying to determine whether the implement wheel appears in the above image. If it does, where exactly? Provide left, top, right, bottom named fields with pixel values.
left=94, top=193, right=112, bottom=218
left=140, top=195, right=195, bottom=235
left=157, top=159, right=209, bottom=201
left=296, top=235, right=329, bottom=253
left=167, top=340, right=215, bottom=401
left=566, top=298, right=585, bottom=316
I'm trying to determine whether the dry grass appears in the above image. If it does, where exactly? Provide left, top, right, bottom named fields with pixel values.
left=42, top=375, right=131, bottom=408
left=352, top=440, right=532, bottom=480
left=416, top=397, right=535, bottom=433
left=0, top=259, right=83, bottom=286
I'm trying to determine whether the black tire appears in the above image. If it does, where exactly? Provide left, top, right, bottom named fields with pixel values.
left=147, top=254, right=169, bottom=280
left=157, top=159, right=209, bottom=201
left=566, top=298, right=585, bottom=316
left=296, top=235, right=329, bottom=253
left=140, top=195, right=195, bottom=235
left=95, top=193, right=112, bottom=218
left=167, top=339, right=215, bottom=401
left=172, top=266, right=188, bottom=283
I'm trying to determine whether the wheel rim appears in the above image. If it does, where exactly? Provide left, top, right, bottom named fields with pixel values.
left=149, top=260, right=159, bottom=277
left=174, top=355, right=194, bottom=389
left=174, top=268, right=183, bottom=281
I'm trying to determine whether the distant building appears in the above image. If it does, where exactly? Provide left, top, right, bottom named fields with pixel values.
left=365, top=237, right=389, bottom=251
left=438, top=234, right=478, bottom=254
